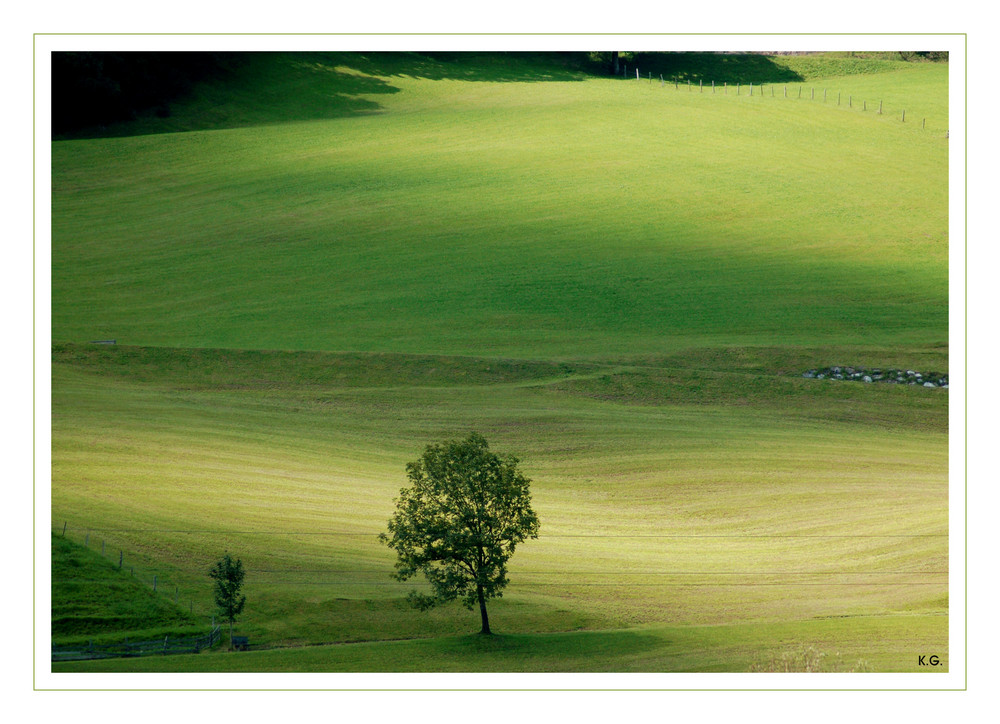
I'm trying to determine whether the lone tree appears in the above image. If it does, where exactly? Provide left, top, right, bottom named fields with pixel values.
left=209, top=553, right=246, bottom=650
left=379, top=433, right=540, bottom=635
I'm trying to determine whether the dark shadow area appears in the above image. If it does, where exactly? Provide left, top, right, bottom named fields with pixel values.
left=52, top=52, right=401, bottom=139
left=52, top=52, right=225, bottom=137
left=622, top=51, right=805, bottom=84
left=51, top=51, right=605, bottom=139
left=51, top=51, right=819, bottom=139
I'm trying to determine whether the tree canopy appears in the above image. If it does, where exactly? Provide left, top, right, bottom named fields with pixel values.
left=379, top=433, right=540, bottom=635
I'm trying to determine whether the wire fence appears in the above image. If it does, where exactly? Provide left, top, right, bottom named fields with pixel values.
left=620, top=63, right=946, bottom=134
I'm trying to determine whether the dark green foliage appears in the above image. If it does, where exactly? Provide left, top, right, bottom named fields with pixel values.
left=380, top=433, right=540, bottom=635
left=209, top=553, right=246, bottom=648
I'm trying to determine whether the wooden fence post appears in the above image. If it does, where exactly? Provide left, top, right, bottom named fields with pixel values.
left=84, top=533, right=89, bottom=547
left=118, top=550, right=123, bottom=569
left=902, top=109, right=906, bottom=122
left=153, top=575, right=157, bottom=592
left=62, top=522, right=67, bottom=537
left=879, top=99, right=883, bottom=114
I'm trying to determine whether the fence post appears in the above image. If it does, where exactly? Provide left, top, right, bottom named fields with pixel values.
left=879, top=99, right=883, bottom=114
left=118, top=550, right=123, bottom=569
left=84, top=533, right=89, bottom=547
left=838, top=92, right=841, bottom=106
left=824, top=89, right=827, bottom=102
left=737, top=82, right=740, bottom=95
left=902, top=109, right=906, bottom=122
left=636, top=68, right=639, bottom=80
left=101, top=540, right=105, bottom=556
left=849, top=95, right=852, bottom=108
left=724, top=82, right=727, bottom=94
left=62, top=522, right=67, bottom=537
left=798, top=86, right=802, bottom=98
left=811, top=88, right=814, bottom=99
left=153, top=575, right=157, bottom=592
left=712, top=80, right=715, bottom=93
left=922, top=118, right=926, bottom=129
left=863, top=100, right=867, bottom=111
left=700, top=79, right=703, bottom=92
left=784, top=85, right=787, bottom=98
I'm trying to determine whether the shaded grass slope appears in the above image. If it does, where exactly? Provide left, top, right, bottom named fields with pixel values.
left=51, top=533, right=199, bottom=643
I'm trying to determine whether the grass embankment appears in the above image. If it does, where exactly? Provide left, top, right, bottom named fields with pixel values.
left=51, top=533, right=200, bottom=645
left=49, top=52, right=949, bottom=672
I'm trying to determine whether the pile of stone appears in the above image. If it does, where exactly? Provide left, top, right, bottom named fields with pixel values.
left=802, top=366, right=948, bottom=389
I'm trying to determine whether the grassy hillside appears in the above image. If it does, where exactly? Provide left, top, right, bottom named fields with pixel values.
left=51, top=52, right=947, bottom=357
left=49, top=52, right=949, bottom=673
left=51, top=532, right=200, bottom=644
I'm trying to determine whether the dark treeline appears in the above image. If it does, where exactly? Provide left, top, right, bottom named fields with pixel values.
left=51, top=52, right=230, bottom=136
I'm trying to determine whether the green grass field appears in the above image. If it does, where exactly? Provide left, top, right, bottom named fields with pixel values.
left=49, top=52, right=949, bottom=674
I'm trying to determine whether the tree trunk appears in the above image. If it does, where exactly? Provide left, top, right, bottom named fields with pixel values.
left=611, top=51, right=620, bottom=76
left=477, top=584, right=491, bottom=635
left=228, top=620, right=234, bottom=651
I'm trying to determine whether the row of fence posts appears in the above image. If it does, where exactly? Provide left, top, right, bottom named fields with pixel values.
left=59, top=522, right=198, bottom=616
left=622, top=64, right=931, bottom=129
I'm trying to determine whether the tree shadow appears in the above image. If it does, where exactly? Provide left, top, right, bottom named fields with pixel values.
left=337, top=51, right=597, bottom=83
left=52, top=51, right=602, bottom=139
left=52, top=51, right=806, bottom=139
left=625, top=52, right=805, bottom=84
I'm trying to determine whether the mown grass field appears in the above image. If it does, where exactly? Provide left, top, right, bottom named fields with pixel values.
left=49, top=52, right=949, bottom=674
